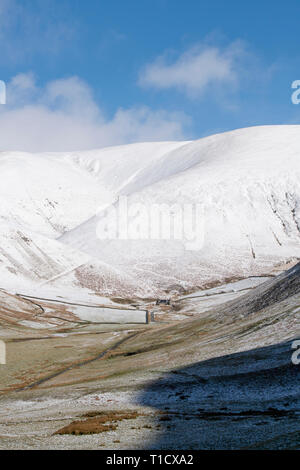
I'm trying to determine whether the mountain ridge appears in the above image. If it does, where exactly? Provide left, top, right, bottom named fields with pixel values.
left=1, top=125, right=300, bottom=296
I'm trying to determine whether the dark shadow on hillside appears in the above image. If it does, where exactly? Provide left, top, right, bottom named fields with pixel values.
left=137, top=339, right=300, bottom=450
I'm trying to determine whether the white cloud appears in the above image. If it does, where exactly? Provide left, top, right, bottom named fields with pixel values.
left=0, top=74, right=189, bottom=152
left=139, top=41, right=245, bottom=98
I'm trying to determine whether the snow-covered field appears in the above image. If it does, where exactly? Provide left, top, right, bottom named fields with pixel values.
left=1, top=125, right=300, bottom=299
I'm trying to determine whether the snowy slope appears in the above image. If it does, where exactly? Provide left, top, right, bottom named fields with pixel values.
left=65, top=141, right=187, bottom=195
left=0, top=220, right=89, bottom=289
left=0, top=142, right=186, bottom=237
left=1, top=125, right=300, bottom=297
left=0, top=142, right=185, bottom=294
left=61, top=126, right=300, bottom=294
left=0, top=151, right=112, bottom=238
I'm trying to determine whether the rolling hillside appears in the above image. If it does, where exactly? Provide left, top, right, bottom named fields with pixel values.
left=1, top=125, right=300, bottom=297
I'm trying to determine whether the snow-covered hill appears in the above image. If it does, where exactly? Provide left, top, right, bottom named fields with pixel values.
left=0, top=151, right=112, bottom=237
left=0, top=142, right=185, bottom=294
left=1, top=125, right=300, bottom=296
left=61, top=126, right=300, bottom=294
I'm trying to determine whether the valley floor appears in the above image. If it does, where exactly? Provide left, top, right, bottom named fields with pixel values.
left=0, top=269, right=299, bottom=450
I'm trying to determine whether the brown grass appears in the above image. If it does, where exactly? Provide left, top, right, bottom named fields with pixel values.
left=54, top=410, right=142, bottom=435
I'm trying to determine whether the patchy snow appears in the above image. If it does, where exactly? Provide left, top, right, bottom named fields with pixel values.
left=18, top=320, right=54, bottom=329
left=179, top=276, right=272, bottom=299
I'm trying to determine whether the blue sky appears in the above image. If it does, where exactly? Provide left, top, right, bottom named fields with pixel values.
left=0, top=0, right=300, bottom=151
